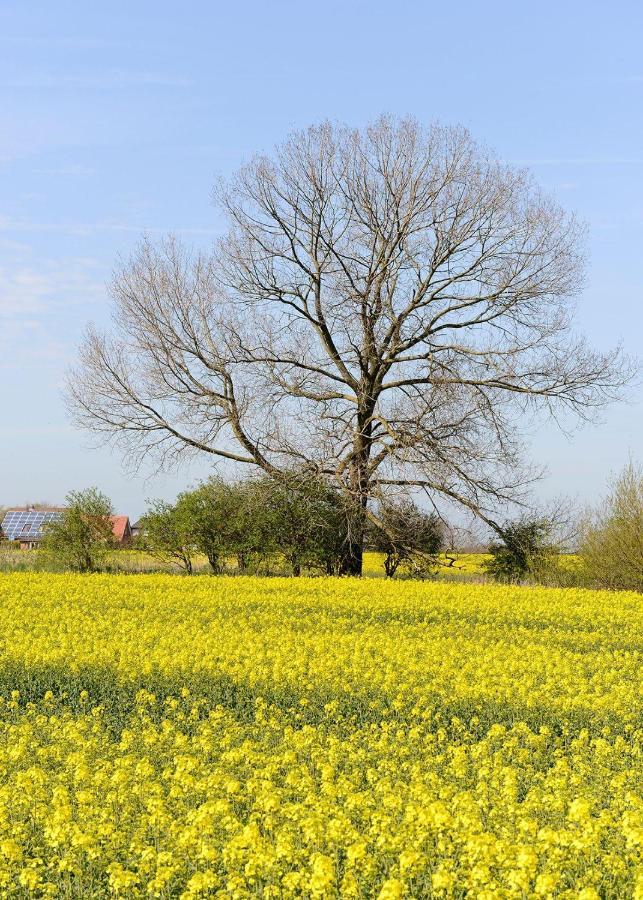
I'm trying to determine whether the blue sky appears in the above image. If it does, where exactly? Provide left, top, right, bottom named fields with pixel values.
left=0, top=0, right=641, bottom=519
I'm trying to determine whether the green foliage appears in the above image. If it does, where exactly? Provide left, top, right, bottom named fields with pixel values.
left=216, top=480, right=278, bottom=573
left=177, top=479, right=274, bottom=573
left=139, top=501, right=195, bottom=573
left=484, top=517, right=557, bottom=583
left=174, top=481, right=235, bottom=573
left=254, top=476, right=349, bottom=575
left=142, top=475, right=350, bottom=577
left=41, top=488, right=115, bottom=573
left=368, top=499, right=443, bottom=577
left=580, top=461, right=643, bottom=592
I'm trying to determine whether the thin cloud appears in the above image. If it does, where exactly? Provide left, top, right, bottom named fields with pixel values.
left=0, top=256, right=107, bottom=368
left=0, top=331, right=71, bottom=370
left=0, top=258, right=105, bottom=318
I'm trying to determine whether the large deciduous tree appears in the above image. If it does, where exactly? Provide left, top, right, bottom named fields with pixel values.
left=68, top=117, right=631, bottom=574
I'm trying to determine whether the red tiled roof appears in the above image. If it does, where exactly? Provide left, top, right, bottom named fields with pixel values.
left=110, top=515, right=131, bottom=542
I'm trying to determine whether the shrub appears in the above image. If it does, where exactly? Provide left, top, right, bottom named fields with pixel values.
left=579, top=461, right=643, bottom=591
left=254, top=476, right=349, bottom=576
left=484, top=516, right=558, bottom=583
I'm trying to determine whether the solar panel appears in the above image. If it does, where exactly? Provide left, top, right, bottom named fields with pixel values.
left=1, top=510, right=63, bottom=541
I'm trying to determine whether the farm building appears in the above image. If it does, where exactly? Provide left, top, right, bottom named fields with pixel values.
left=1, top=507, right=132, bottom=550
left=110, top=515, right=132, bottom=544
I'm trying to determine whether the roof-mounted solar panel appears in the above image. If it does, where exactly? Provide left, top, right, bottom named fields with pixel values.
left=1, top=510, right=64, bottom=541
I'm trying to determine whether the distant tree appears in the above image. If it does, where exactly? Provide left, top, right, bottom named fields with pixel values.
left=580, top=461, right=643, bottom=591
left=174, top=479, right=271, bottom=573
left=41, top=488, right=115, bottom=573
left=484, top=515, right=557, bottom=583
left=155, top=479, right=276, bottom=575
left=368, top=499, right=443, bottom=577
left=255, top=476, right=349, bottom=575
left=139, top=501, right=194, bottom=574
left=174, top=481, right=234, bottom=573
left=216, top=480, right=275, bottom=573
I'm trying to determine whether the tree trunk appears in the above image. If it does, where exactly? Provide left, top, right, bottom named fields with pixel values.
left=384, top=552, right=400, bottom=578
left=339, top=539, right=363, bottom=576
left=338, top=418, right=372, bottom=577
left=338, top=489, right=367, bottom=576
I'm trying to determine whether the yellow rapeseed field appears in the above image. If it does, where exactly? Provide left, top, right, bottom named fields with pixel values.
left=0, top=573, right=641, bottom=898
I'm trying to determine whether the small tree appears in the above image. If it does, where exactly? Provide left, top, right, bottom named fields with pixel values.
left=580, top=461, right=643, bottom=591
left=174, top=481, right=237, bottom=573
left=160, top=479, right=276, bottom=574
left=255, top=476, right=349, bottom=575
left=173, top=479, right=272, bottom=574
left=484, top=516, right=557, bottom=583
left=219, top=480, right=275, bottom=573
left=41, top=488, right=115, bottom=573
left=139, top=501, right=194, bottom=574
left=368, top=499, right=443, bottom=577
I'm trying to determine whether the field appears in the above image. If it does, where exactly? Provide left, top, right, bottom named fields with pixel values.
left=0, top=549, right=585, bottom=584
left=0, top=574, right=641, bottom=898
left=0, top=549, right=492, bottom=578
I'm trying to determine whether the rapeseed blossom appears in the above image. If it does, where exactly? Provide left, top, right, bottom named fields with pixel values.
left=0, top=572, right=640, bottom=897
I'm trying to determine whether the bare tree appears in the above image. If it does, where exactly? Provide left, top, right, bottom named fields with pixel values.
left=68, top=116, right=633, bottom=574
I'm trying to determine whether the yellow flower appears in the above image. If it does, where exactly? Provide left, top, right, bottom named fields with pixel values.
left=346, top=840, right=368, bottom=865
left=107, top=862, right=140, bottom=893
left=534, top=873, right=558, bottom=895
left=0, top=839, right=22, bottom=862
left=185, top=870, right=218, bottom=894
left=18, top=868, right=41, bottom=891
left=633, top=872, right=643, bottom=900
left=568, top=798, right=592, bottom=822
left=310, top=853, right=335, bottom=895
left=432, top=866, right=454, bottom=891
left=377, top=878, right=405, bottom=900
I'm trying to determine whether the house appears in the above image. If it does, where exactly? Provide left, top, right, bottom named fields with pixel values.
left=110, top=515, right=132, bottom=543
left=1, top=507, right=65, bottom=550
left=1, top=507, right=132, bottom=550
